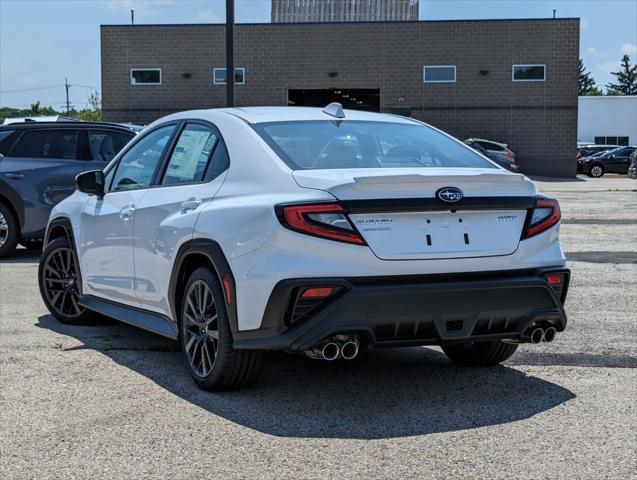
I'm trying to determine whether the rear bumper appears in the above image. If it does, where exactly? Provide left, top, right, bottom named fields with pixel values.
left=233, top=268, right=570, bottom=351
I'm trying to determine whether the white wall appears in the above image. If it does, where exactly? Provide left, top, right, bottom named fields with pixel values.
left=578, top=96, right=637, bottom=145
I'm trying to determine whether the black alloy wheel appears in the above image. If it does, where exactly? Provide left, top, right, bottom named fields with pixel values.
left=180, top=267, right=263, bottom=391
left=182, top=279, right=220, bottom=378
left=38, top=237, right=91, bottom=324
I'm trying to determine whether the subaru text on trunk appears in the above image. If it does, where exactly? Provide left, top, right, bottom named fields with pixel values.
left=38, top=105, right=569, bottom=391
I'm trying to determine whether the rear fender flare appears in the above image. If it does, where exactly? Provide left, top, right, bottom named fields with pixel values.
left=169, top=239, right=239, bottom=334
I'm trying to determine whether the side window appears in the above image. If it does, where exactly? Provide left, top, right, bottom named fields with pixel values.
left=161, top=123, right=219, bottom=185
left=0, top=130, right=20, bottom=155
left=110, top=125, right=175, bottom=192
left=89, top=130, right=134, bottom=162
left=11, top=129, right=79, bottom=159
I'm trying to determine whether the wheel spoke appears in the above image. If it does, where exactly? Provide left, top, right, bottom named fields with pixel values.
left=189, top=340, right=199, bottom=368
left=186, top=296, right=198, bottom=319
left=183, top=311, right=197, bottom=326
left=184, top=332, right=197, bottom=353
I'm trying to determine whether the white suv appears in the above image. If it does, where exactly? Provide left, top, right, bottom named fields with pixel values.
left=38, top=105, right=570, bottom=391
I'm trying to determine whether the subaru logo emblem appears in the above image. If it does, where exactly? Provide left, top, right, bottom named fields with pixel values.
left=436, top=187, right=463, bottom=203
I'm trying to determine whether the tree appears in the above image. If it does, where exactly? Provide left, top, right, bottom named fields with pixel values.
left=606, top=54, right=637, bottom=95
left=69, top=91, right=102, bottom=121
left=578, top=59, right=597, bottom=95
left=585, top=86, right=604, bottom=96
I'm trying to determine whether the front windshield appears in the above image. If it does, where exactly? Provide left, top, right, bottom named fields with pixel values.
left=254, top=121, right=496, bottom=170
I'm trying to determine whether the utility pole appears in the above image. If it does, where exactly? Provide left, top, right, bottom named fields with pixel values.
left=226, top=0, right=234, bottom=107
left=553, top=9, right=556, bottom=18
left=131, top=9, right=135, bottom=25
left=64, top=78, right=70, bottom=113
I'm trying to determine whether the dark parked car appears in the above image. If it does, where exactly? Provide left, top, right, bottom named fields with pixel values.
left=464, top=138, right=519, bottom=172
left=578, top=146, right=637, bottom=178
left=629, top=150, right=637, bottom=179
left=577, top=144, right=616, bottom=160
left=0, top=121, right=136, bottom=257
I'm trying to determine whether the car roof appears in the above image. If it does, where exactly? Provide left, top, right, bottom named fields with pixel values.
left=0, top=121, right=138, bottom=132
left=161, top=106, right=420, bottom=126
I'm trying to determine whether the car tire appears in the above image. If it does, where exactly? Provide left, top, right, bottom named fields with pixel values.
left=0, top=202, right=19, bottom=259
left=442, top=341, right=518, bottom=366
left=180, top=267, right=263, bottom=391
left=38, top=236, right=92, bottom=325
left=588, top=163, right=604, bottom=178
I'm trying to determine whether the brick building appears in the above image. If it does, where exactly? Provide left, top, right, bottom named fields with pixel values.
left=101, top=18, right=579, bottom=176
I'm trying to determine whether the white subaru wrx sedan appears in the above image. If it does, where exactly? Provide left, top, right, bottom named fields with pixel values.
left=38, top=104, right=569, bottom=391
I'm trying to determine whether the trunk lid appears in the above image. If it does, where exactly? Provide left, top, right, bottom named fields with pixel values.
left=292, top=168, right=536, bottom=260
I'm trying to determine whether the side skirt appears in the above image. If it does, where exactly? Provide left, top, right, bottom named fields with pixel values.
left=79, top=295, right=178, bottom=340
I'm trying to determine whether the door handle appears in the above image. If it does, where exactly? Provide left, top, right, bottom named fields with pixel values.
left=181, top=198, right=201, bottom=213
left=119, top=204, right=135, bottom=221
left=5, top=173, right=26, bottom=180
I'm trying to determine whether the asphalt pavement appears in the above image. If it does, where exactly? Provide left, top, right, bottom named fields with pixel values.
left=1, top=175, right=635, bottom=479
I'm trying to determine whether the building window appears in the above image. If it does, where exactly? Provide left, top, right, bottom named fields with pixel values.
left=594, top=136, right=629, bottom=146
left=213, top=68, right=245, bottom=85
left=512, top=64, right=546, bottom=82
left=130, top=69, right=162, bottom=85
left=423, top=65, right=456, bottom=83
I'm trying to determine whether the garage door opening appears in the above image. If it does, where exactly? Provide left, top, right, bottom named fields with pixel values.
left=288, top=88, right=380, bottom=112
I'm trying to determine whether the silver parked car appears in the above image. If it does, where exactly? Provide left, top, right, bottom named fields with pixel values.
left=465, top=138, right=518, bottom=172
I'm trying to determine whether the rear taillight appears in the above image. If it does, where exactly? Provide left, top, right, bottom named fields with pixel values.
left=522, top=197, right=561, bottom=239
left=277, top=203, right=366, bottom=245
left=505, top=150, right=514, bottom=158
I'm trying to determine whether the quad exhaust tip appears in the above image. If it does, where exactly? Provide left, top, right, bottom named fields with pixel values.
left=543, top=326, right=557, bottom=343
left=305, top=335, right=360, bottom=360
left=341, top=340, right=359, bottom=360
left=530, top=327, right=545, bottom=344
left=321, top=342, right=340, bottom=361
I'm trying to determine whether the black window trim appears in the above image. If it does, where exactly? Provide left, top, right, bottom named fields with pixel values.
left=155, top=119, right=229, bottom=188
left=103, top=119, right=230, bottom=194
left=105, top=121, right=181, bottom=193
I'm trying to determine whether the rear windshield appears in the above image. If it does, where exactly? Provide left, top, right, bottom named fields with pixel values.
left=254, top=121, right=496, bottom=170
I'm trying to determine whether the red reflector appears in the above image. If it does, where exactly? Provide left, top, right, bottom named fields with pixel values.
left=545, top=274, right=563, bottom=286
left=301, top=287, right=334, bottom=299
left=222, top=275, right=233, bottom=304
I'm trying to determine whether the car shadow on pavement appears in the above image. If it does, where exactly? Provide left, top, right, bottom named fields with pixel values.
left=37, top=314, right=576, bottom=440
left=0, top=248, right=41, bottom=264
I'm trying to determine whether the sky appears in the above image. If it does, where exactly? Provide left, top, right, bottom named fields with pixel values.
left=0, top=0, right=636, bottom=109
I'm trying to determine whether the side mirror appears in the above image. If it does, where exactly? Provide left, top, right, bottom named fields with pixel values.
left=76, top=170, right=105, bottom=197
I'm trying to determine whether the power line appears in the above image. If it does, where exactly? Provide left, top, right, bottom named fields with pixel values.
left=0, top=83, right=98, bottom=95
left=0, top=85, right=64, bottom=94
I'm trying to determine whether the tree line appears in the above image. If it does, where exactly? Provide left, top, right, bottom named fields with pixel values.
left=580, top=54, right=637, bottom=96
left=0, top=91, right=101, bottom=125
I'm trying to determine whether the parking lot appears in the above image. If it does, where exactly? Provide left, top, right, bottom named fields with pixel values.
left=0, top=175, right=635, bottom=479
